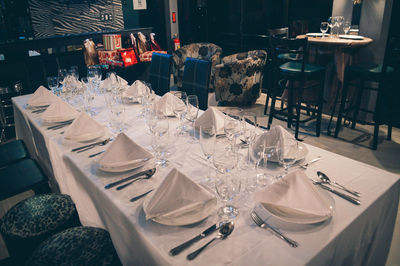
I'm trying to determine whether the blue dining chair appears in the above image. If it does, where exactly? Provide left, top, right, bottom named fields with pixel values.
left=182, top=57, right=211, bottom=111
left=149, top=53, right=173, bottom=96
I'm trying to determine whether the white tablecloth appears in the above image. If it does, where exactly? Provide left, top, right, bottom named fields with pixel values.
left=12, top=94, right=400, bottom=265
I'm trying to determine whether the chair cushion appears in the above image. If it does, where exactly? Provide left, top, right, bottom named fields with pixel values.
left=0, top=159, right=47, bottom=200
left=149, top=53, right=172, bottom=96
left=27, top=226, right=121, bottom=266
left=0, top=194, right=79, bottom=239
left=277, top=53, right=298, bottom=62
left=0, top=140, right=29, bottom=168
left=348, top=63, right=394, bottom=75
left=279, top=61, right=325, bottom=75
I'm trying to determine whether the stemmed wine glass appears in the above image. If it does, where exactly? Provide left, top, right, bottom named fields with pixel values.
left=320, top=22, right=329, bottom=38
left=343, top=21, right=351, bottom=35
left=224, top=108, right=242, bottom=150
left=171, top=91, right=187, bottom=135
left=277, top=138, right=299, bottom=178
left=47, top=77, right=59, bottom=96
left=328, top=17, right=336, bottom=37
left=250, top=135, right=277, bottom=188
left=336, top=16, right=344, bottom=34
left=213, top=136, right=239, bottom=220
left=186, top=95, right=199, bottom=143
left=199, top=125, right=216, bottom=186
left=150, top=115, right=170, bottom=168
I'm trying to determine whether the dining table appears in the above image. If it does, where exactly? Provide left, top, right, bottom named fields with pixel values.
left=11, top=91, right=399, bottom=265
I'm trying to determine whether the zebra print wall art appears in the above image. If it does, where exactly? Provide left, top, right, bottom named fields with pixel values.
left=28, top=0, right=124, bottom=38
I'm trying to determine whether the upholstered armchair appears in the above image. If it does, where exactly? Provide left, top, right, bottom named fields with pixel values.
left=172, top=43, right=222, bottom=89
left=214, top=50, right=267, bottom=105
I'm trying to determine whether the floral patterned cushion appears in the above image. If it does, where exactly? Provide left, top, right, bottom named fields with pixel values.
left=214, top=50, right=267, bottom=105
left=27, top=226, right=121, bottom=266
left=172, top=43, right=222, bottom=88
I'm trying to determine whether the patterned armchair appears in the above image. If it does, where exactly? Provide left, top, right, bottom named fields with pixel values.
left=173, top=43, right=222, bottom=89
left=214, top=50, right=267, bottom=105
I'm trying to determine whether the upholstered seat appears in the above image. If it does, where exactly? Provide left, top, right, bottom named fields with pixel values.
left=173, top=43, right=222, bottom=89
left=214, top=50, right=267, bottom=105
left=27, top=226, right=121, bottom=266
left=0, top=139, right=29, bottom=168
left=0, top=194, right=80, bottom=264
left=346, top=63, right=394, bottom=75
left=279, top=61, right=325, bottom=75
left=149, top=52, right=173, bottom=96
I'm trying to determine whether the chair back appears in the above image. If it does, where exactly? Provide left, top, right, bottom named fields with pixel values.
left=182, top=57, right=211, bottom=111
left=375, top=37, right=400, bottom=128
left=149, top=53, right=172, bottom=96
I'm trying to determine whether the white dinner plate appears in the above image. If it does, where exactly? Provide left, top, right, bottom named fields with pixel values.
left=264, top=142, right=308, bottom=163
left=306, top=33, right=323, bottom=37
left=143, top=193, right=217, bottom=226
left=339, top=35, right=364, bottom=40
left=261, top=188, right=335, bottom=224
left=98, top=158, right=150, bottom=173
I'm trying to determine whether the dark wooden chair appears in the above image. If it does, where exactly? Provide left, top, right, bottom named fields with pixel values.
left=267, top=36, right=326, bottom=140
left=334, top=37, right=400, bottom=149
left=149, top=52, right=173, bottom=96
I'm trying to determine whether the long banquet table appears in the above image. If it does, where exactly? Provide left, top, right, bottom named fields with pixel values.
left=12, top=93, right=399, bottom=265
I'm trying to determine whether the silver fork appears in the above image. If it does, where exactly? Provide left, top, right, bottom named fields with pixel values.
left=250, top=211, right=298, bottom=248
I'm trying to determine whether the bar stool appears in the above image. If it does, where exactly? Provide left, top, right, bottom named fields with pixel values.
left=334, top=37, right=400, bottom=149
left=0, top=139, right=29, bottom=168
left=27, top=226, right=121, bottom=266
left=267, top=36, right=326, bottom=140
left=0, top=194, right=80, bottom=264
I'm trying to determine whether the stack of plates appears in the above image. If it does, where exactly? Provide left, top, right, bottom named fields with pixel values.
left=339, top=35, right=364, bottom=40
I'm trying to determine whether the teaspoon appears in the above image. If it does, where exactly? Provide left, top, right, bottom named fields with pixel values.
left=187, top=221, right=234, bottom=260
left=317, top=171, right=361, bottom=197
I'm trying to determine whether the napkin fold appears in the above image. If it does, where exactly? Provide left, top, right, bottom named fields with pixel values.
left=254, top=125, right=295, bottom=157
left=41, top=98, right=78, bottom=123
left=123, top=80, right=149, bottom=101
left=255, top=170, right=332, bottom=220
left=100, top=75, right=129, bottom=91
left=155, top=92, right=185, bottom=116
left=195, top=107, right=226, bottom=134
left=144, top=168, right=216, bottom=220
left=63, top=112, right=108, bottom=141
left=27, top=85, right=57, bottom=107
left=99, top=132, right=153, bottom=168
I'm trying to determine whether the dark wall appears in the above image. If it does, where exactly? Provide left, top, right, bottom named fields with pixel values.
left=28, top=0, right=124, bottom=38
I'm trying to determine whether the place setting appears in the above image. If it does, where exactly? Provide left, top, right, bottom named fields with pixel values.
left=26, top=85, right=58, bottom=112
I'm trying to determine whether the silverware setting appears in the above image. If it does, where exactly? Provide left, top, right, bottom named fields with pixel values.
left=72, top=138, right=112, bottom=153
left=32, top=108, right=47, bottom=114
left=104, top=168, right=156, bottom=190
left=47, top=120, right=73, bottom=130
left=300, top=156, right=321, bottom=169
left=187, top=221, right=234, bottom=260
left=129, top=189, right=154, bottom=202
left=169, top=223, right=219, bottom=256
left=88, top=150, right=105, bottom=158
left=250, top=211, right=298, bottom=248
left=317, top=171, right=361, bottom=197
left=311, top=179, right=361, bottom=205
left=115, top=160, right=153, bottom=190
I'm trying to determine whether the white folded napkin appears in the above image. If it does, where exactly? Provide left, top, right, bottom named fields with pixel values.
left=27, top=85, right=57, bottom=107
left=98, top=132, right=153, bottom=168
left=41, top=98, right=78, bottom=123
left=143, top=168, right=216, bottom=220
left=63, top=112, right=108, bottom=142
left=255, top=170, right=332, bottom=221
left=155, top=92, right=185, bottom=116
left=123, top=80, right=149, bottom=101
left=254, top=125, right=295, bottom=157
left=100, top=75, right=129, bottom=91
left=195, top=107, right=226, bottom=134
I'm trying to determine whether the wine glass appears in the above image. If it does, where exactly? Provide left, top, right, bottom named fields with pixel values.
left=250, top=135, right=276, bottom=188
left=150, top=115, right=170, bottom=168
left=343, top=21, right=351, bottom=35
left=320, top=22, right=329, bottom=38
left=69, top=66, right=79, bottom=80
left=213, top=136, right=239, bottom=220
left=110, top=90, right=126, bottom=133
left=47, top=77, right=59, bottom=96
left=57, top=68, right=67, bottom=91
left=224, top=114, right=241, bottom=150
left=277, top=138, right=299, bottom=178
left=186, top=95, right=199, bottom=143
left=328, top=17, right=336, bottom=37
left=336, top=16, right=344, bottom=34
left=171, top=91, right=187, bottom=135
left=199, top=125, right=216, bottom=186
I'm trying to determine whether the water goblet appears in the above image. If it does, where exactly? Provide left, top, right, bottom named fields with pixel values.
left=343, top=21, right=351, bottom=35
left=199, top=125, right=216, bottom=186
left=186, top=95, right=199, bottom=143
left=150, top=115, right=170, bottom=168
left=224, top=114, right=241, bottom=150
left=57, top=68, right=67, bottom=91
left=47, top=77, right=59, bottom=96
left=320, top=22, right=329, bottom=38
left=171, top=91, right=187, bottom=135
left=328, top=17, right=336, bottom=37
left=336, top=16, right=344, bottom=34
left=277, top=138, right=299, bottom=178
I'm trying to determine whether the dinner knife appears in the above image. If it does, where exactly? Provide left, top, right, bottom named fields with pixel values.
left=313, top=181, right=361, bottom=205
left=169, top=224, right=219, bottom=256
left=71, top=139, right=108, bottom=152
left=104, top=168, right=155, bottom=189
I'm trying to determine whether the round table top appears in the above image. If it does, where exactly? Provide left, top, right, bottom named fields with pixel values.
left=297, top=34, right=373, bottom=48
